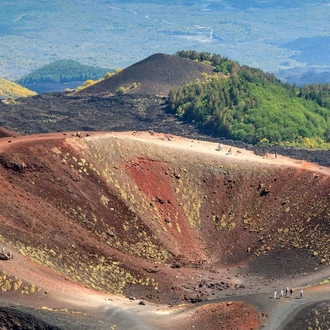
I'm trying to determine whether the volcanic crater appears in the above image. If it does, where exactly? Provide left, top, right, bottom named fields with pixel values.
left=1, top=53, right=330, bottom=329
left=0, top=130, right=329, bottom=329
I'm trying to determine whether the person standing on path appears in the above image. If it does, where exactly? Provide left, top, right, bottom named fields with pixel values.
left=300, top=289, right=303, bottom=299
left=280, top=290, right=284, bottom=298
left=274, top=290, right=277, bottom=299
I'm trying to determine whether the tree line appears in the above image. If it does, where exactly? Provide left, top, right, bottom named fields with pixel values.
left=17, top=60, right=113, bottom=84
left=169, top=50, right=330, bottom=149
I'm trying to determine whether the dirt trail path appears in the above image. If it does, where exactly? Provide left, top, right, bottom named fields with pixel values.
left=107, top=131, right=330, bottom=175
left=135, top=283, right=330, bottom=329
left=247, top=284, right=330, bottom=329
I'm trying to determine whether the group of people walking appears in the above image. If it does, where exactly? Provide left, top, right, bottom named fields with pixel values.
left=274, top=288, right=303, bottom=299
left=217, top=143, right=242, bottom=155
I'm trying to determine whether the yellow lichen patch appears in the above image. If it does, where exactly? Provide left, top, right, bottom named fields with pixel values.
left=15, top=241, right=159, bottom=295
left=279, top=195, right=330, bottom=264
left=228, top=222, right=236, bottom=230
left=100, top=195, right=110, bottom=206
left=0, top=271, right=41, bottom=294
left=175, top=171, right=201, bottom=228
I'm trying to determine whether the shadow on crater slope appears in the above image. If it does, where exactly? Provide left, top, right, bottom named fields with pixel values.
left=0, top=130, right=329, bottom=329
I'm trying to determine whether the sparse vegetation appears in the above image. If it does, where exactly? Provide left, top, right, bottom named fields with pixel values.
left=0, top=271, right=41, bottom=295
left=117, top=86, right=126, bottom=95
left=0, top=78, right=36, bottom=98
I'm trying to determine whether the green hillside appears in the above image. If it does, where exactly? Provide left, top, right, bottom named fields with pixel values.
left=169, top=51, right=330, bottom=149
left=17, top=60, right=113, bottom=84
left=0, top=78, right=37, bottom=98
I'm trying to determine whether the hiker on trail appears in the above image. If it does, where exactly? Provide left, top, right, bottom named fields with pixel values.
left=285, top=287, right=289, bottom=296
left=274, top=290, right=277, bottom=299
left=280, top=290, right=284, bottom=298
left=300, top=289, right=303, bottom=298
left=290, top=288, right=293, bottom=296
left=1, top=246, right=5, bottom=254
left=275, top=151, right=277, bottom=158
left=218, top=143, right=223, bottom=151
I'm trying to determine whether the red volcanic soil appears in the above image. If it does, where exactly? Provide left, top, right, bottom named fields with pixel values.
left=152, top=301, right=263, bottom=330
left=0, top=127, right=20, bottom=138
left=0, top=130, right=329, bottom=329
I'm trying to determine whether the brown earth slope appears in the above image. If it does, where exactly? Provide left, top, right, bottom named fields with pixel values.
left=77, top=53, right=218, bottom=96
left=0, top=131, right=329, bottom=329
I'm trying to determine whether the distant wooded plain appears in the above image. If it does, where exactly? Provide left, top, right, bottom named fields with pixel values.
left=0, top=0, right=330, bottom=82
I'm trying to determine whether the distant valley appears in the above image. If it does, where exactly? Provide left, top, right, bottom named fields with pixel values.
left=21, top=81, right=84, bottom=94
left=1, top=0, right=330, bottom=86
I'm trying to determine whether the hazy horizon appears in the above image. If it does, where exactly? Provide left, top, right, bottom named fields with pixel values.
left=1, top=0, right=330, bottom=82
